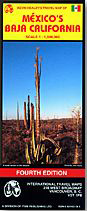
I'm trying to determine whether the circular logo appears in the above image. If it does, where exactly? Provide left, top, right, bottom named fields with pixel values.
left=4, top=180, right=21, bottom=197
left=4, top=4, right=14, bottom=13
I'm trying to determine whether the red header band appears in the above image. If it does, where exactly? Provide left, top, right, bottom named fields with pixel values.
left=0, top=168, right=85, bottom=178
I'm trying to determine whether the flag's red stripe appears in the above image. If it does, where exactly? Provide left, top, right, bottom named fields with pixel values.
left=0, top=168, right=85, bottom=178
left=78, top=5, right=81, bottom=12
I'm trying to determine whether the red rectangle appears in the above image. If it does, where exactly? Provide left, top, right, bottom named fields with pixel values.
left=0, top=168, right=85, bottom=178
left=78, top=5, right=81, bottom=11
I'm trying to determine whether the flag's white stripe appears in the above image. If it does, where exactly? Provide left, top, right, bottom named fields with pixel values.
left=74, top=6, right=78, bottom=12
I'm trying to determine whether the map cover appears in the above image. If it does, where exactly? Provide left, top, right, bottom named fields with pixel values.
left=0, top=0, right=85, bottom=209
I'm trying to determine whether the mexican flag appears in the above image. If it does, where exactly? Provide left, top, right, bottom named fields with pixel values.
left=71, top=5, right=81, bottom=12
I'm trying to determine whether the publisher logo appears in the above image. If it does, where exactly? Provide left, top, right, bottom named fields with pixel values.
left=4, top=4, right=14, bottom=13
left=4, top=180, right=21, bottom=197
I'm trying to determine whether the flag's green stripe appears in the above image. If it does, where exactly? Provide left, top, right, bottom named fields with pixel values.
left=71, top=5, right=74, bottom=12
